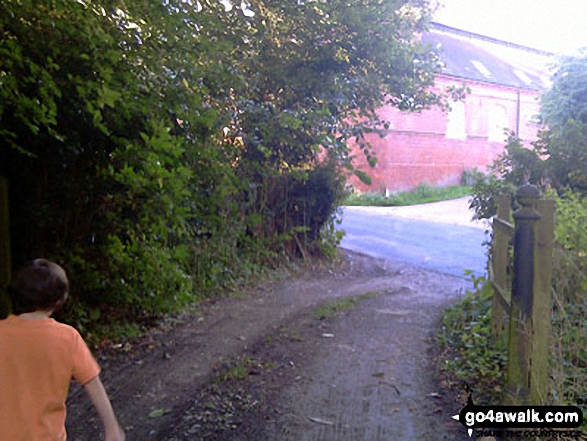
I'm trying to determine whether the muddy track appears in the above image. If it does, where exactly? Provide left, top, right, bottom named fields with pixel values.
left=65, top=250, right=473, bottom=440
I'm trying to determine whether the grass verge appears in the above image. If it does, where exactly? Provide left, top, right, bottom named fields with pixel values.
left=343, top=184, right=471, bottom=207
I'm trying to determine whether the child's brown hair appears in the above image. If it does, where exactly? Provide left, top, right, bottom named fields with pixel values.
left=7, top=259, right=69, bottom=314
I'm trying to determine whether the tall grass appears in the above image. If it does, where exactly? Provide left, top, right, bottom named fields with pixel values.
left=343, top=184, right=471, bottom=207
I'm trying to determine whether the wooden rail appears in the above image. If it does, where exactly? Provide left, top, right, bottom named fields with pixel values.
left=490, top=194, right=514, bottom=335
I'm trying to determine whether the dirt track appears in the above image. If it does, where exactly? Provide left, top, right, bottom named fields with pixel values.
left=65, top=252, right=473, bottom=440
left=65, top=198, right=482, bottom=440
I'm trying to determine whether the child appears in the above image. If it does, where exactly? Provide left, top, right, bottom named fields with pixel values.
left=0, top=259, right=125, bottom=441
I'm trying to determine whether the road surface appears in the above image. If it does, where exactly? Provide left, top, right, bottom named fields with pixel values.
left=337, top=197, right=488, bottom=278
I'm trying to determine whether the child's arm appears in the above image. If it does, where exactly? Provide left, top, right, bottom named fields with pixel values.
left=83, top=375, right=125, bottom=441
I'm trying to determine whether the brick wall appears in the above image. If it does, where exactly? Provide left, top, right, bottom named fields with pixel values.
left=348, top=75, right=542, bottom=193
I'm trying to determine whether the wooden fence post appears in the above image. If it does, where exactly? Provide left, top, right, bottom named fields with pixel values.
left=530, top=198, right=554, bottom=404
left=0, top=176, right=11, bottom=318
left=491, top=185, right=554, bottom=405
left=505, top=184, right=541, bottom=405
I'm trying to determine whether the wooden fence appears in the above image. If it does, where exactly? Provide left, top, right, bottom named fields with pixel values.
left=489, top=184, right=554, bottom=405
left=0, top=176, right=10, bottom=317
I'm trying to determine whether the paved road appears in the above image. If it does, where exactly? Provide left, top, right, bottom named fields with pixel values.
left=337, top=203, right=488, bottom=278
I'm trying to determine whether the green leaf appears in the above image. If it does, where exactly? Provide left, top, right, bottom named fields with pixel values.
left=89, top=308, right=101, bottom=321
left=148, top=408, right=165, bottom=419
left=354, top=170, right=372, bottom=186
left=99, top=85, right=121, bottom=108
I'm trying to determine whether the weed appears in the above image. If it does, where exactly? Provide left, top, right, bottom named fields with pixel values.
left=436, top=274, right=506, bottom=405
left=212, top=356, right=273, bottom=383
left=216, top=364, right=249, bottom=383
left=438, top=263, right=587, bottom=434
left=279, top=328, right=305, bottom=342
left=315, top=291, right=378, bottom=320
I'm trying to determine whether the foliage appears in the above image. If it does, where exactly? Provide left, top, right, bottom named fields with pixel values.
left=540, top=55, right=587, bottom=129
left=552, top=189, right=587, bottom=254
left=453, top=54, right=587, bottom=421
left=470, top=54, right=587, bottom=220
left=550, top=256, right=587, bottom=414
left=535, top=120, right=587, bottom=192
left=538, top=55, right=587, bottom=193
left=1, top=0, right=447, bottom=340
left=343, top=184, right=471, bottom=207
left=438, top=194, right=587, bottom=412
left=464, top=188, right=586, bottom=414
left=548, top=191, right=587, bottom=411
left=469, top=175, right=515, bottom=221
left=459, top=167, right=485, bottom=187
left=436, top=273, right=507, bottom=405
left=318, top=210, right=346, bottom=260
left=469, top=135, right=544, bottom=220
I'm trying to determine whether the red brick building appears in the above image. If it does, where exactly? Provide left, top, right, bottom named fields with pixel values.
left=349, top=23, right=554, bottom=193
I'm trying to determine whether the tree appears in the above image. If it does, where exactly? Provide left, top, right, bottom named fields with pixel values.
left=1, top=0, right=446, bottom=336
left=225, top=0, right=446, bottom=250
left=231, top=0, right=444, bottom=168
left=541, top=55, right=587, bottom=129
left=471, top=53, right=587, bottom=220
left=536, top=54, right=587, bottom=192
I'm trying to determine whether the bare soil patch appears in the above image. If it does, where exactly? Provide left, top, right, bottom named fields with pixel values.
left=65, top=248, right=473, bottom=440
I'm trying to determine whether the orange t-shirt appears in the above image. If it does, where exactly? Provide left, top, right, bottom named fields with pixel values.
left=0, top=315, right=100, bottom=441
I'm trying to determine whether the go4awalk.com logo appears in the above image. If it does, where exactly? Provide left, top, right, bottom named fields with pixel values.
left=452, top=395, right=584, bottom=438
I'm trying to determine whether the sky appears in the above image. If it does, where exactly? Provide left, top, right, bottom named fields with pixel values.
left=433, top=0, right=587, bottom=55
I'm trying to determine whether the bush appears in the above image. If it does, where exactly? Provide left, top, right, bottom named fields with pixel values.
left=549, top=190, right=587, bottom=409
left=460, top=167, right=485, bottom=186
left=469, top=174, right=515, bottom=220
left=436, top=273, right=507, bottom=405
left=287, top=158, right=348, bottom=255
left=468, top=135, right=546, bottom=221
left=552, top=189, right=587, bottom=255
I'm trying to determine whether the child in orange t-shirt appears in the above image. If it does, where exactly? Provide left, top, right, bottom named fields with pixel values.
left=0, top=259, right=125, bottom=441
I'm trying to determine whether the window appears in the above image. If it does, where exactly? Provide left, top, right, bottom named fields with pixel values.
left=488, top=104, right=507, bottom=142
left=514, top=69, right=534, bottom=87
left=446, top=101, right=466, bottom=140
left=471, top=60, right=492, bottom=78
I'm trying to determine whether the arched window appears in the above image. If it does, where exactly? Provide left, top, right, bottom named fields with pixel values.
left=446, top=101, right=466, bottom=140
left=489, top=104, right=508, bottom=142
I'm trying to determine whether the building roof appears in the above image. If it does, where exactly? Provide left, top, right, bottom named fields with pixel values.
left=423, top=23, right=556, bottom=91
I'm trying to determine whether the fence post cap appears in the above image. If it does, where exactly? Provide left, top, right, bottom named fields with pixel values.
left=516, top=184, right=540, bottom=204
left=514, top=184, right=541, bottom=221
